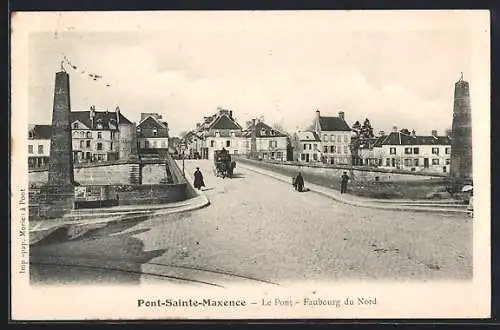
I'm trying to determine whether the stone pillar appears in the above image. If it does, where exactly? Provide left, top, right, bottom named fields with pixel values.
left=450, top=75, right=473, bottom=181
left=48, top=70, right=74, bottom=186
left=250, top=119, right=257, bottom=159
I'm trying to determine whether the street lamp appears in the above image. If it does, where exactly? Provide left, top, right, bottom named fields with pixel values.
left=180, top=144, right=186, bottom=177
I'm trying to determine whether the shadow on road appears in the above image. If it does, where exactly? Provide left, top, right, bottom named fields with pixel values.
left=30, top=216, right=169, bottom=285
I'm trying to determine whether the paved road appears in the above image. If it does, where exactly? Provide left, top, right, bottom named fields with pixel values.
left=30, top=159, right=472, bottom=286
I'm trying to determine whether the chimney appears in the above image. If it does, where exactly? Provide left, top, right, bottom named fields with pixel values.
left=378, top=130, right=385, bottom=136
left=338, top=111, right=345, bottom=121
left=115, top=106, right=120, bottom=125
left=431, top=130, right=438, bottom=138
left=411, top=129, right=416, bottom=137
left=229, top=110, right=233, bottom=119
left=392, top=126, right=398, bottom=133
left=316, top=109, right=320, bottom=120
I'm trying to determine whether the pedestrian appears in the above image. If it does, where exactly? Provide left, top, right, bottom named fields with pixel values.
left=193, top=167, right=205, bottom=190
left=340, top=171, right=350, bottom=194
left=295, top=172, right=304, bottom=192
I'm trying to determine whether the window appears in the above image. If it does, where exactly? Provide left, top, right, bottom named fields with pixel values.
left=323, top=146, right=328, bottom=153
left=390, top=147, right=396, bottom=155
left=110, top=142, right=113, bottom=150
left=404, top=147, right=412, bottom=154
left=211, top=140, right=215, bottom=147
left=37, top=145, right=43, bottom=154
left=344, top=146, right=349, bottom=154
left=446, top=158, right=451, bottom=165
left=73, top=123, right=78, bottom=129
left=87, top=132, right=92, bottom=138
left=86, top=140, right=91, bottom=148
left=313, top=154, right=318, bottom=161
left=331, top=146, right=335, bottom=153
left=80, top=140, right=84, bottom=149
left=152, top=141, right=157, bottom=148
left=308, top=144, right=312, bottom=150
left=28, top=145, right=33, bottom=154
left=404, top=159, right=412, bottom=166
left=432, top=147, right=439, bottom=155
left=226, top=140, right=231, bottom=147
left=414, top=158, right=419, bottom=166
left=301, top=154, right=306, bottom=161
left=161, top=141, right=166, bottom=147
left=432, top=158, right=440, bottom=165
left=153, top=128, right=158, bottom=137
left=269, top=140, right=273, bottom=148
left=215, top=131, right=220, bottom=137
left=313, top=144, right=318, bottom=150
left=303, top=144, right=307, bottom=150
left=80, top=131, right=85, bottom=138
left=413, top=147, right=419, bottom=154
left=97, top=154, right=104, bottom=161
left=445, top=147, right=451, bottom=154
left=386, top=158, right=391, bottom=166
left=323, top=135, right=328, bottom=142
left=330, top=135, right=334, bottom=142
left=337, top=136, right=342, bottom=142
left=97, top=132, right=102, bottom=139
left=97, top=143, right=103, bottom=151
left=344, top=135, right=348, bottom=142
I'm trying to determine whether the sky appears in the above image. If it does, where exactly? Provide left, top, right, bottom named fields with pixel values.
left=27, top=12, right=478, bottom=137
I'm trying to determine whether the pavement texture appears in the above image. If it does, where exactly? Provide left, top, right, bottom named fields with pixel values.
left=30, top=159, right=472, bottom=287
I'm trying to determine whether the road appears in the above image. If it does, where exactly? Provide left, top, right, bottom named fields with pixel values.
left=30, top=159, right=472, bottom=287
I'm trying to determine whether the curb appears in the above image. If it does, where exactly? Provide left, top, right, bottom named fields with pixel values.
left=239, top=164, right=468, bottom=215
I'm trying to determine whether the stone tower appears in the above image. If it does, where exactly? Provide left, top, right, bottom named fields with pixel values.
left=48, top=68, right=74, bottom=186
left=450, top=74, right=473, bottom=180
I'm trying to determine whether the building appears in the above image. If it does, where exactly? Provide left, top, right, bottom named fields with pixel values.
left=70, top=106, right=134, bottom=162
left=372, top=127, right=452, bottom=173
left=242, top=119, right=289, bottom=161
left=190, top=107, right=244, bottom=160
left=28, top=124, right=52, bottom=168
left=136, top=112, right=169, bottom=157
left=182, top=131, right=204, bottom=158
left=313, top=110, right=352, bottom=165
left=292, top=131, right=322, bottom=163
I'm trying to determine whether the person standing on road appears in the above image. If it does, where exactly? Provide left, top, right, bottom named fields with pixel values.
left=295, top=172, right=304, bottom=192
left=193, top=167, right=205, bottom=190
left=340, top=171, right=350, bottom=194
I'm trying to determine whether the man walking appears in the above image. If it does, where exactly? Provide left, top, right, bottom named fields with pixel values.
left=193, top=167, right=205, bottom=190
left=340, top=171, right=350, bottom=194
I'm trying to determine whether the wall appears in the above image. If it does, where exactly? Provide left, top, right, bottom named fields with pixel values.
left=141, top=163, right=167, bottom=184
left=234, top=156, right=447, bottom=182
left=28, top=139, right=50, bottom=157
left=375, top=144, right=451, bottom=174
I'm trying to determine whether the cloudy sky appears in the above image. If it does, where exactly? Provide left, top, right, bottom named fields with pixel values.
left=27, top=11, right=482, bottom=137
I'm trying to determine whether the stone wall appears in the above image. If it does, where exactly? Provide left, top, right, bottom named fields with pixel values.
left=141, top=163, right=167, bottom=184
left=235, top=157, right=446, bottom=183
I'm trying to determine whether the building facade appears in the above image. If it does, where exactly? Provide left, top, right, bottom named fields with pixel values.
left=136, top=113, right=169, bottom=157
left=242, top=119, right=288, bottom=161
left=28, top=124, right=51, bottom=168
left=313, top=110, right=352, bottom=165
left=372, top=128, right=452, bottom=174
left=188, top=108, right=244, bottom=160
left=292, top=131, right=322, bottom=163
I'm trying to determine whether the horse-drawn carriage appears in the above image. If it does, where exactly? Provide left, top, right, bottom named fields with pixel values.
left=213, top=148, right=236, bottom=178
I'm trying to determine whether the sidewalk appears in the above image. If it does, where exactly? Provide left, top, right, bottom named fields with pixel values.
left=238, top=163, right=469, bottom=214
left=30, top=174, right=211, bottom=244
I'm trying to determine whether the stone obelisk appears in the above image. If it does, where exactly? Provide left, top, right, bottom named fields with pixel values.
left=450, top=73, right=473, bottom=181
left=48, top=65, right=74, bottom=186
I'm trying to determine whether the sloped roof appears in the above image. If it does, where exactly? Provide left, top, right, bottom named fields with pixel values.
left=373, top=132, right=452, bottom=147
left=137, top=115, right=167, bottom=129
left=70, top=110, right=132, bottom=130
left=208, top=114, right=242, bottom=130
left=296, top=131, right=321, bottom=142
left=242, top=121, right=288, bottom=138
left=319, top=116, right=351, bottom=131
left=28, top=124, right=52, bottom=139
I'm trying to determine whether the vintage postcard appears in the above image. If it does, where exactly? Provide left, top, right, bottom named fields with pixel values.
left=10, top=10, right=490, bottom=320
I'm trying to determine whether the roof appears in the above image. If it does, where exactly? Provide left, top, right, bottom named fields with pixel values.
left=208, top=114, right=242, bottom=130
left=70, top=110, right=133, bottom=130
left=138, top=115, right=167, bottom=129
left=373, top=132, right=452, bottom=147
left=204, top=130, right=244, bottom=138
left=319, top=116, right=351, bottom=132
left=136, top=116, right=169, bottom=138
left=242, top=121, right=288, bottom=138
left=296, top=131, right=321, bottom=142
left=28, top=124, right=52, bottom=139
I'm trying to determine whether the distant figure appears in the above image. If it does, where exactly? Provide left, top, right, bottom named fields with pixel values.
left=341, top=171, right=350, bottom=194
left=295, top=172, right=304, bottom=192
left=193, top=167, right=205, bottom=190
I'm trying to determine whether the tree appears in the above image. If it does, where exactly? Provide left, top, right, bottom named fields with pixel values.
left=361, top=118, right=374, bottom=139
left=272, top=123, right=289, bottom=135
left=352, top=121, right=361, bottom=135
left=399, top=128, right=411, bottom=135
left=179, top=131, right=188, bottom=139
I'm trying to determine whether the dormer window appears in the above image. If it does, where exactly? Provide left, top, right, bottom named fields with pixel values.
left=261, top=129, right=266, bottom=136
left=153, top=128, right=158, bottom=137
left=215, top=130, right=220, bottom=137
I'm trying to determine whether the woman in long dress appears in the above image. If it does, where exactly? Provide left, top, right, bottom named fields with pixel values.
left=193, top=167, right=205, bottom=190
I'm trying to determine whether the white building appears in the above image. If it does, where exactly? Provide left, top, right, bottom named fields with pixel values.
left=372, top=128, right=452, bottom=174
left=292, top=131, right=322, bottom=163
left=313, top=110, right=352, bottom=165
left=242, top=119, right=289, bottom=161
left=28, top=124, right=51, bottom=168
